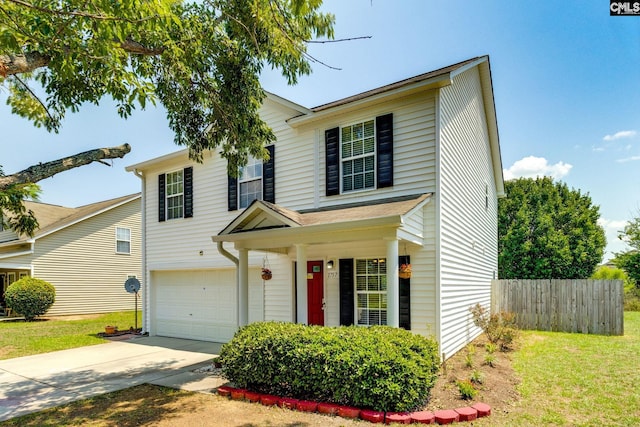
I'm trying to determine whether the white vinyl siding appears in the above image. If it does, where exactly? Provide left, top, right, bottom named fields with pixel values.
left=438, top=66, right=498, bottom=358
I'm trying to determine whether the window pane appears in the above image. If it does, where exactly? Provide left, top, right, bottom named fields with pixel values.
left=117, top=241, right=130, bottom=253
left=342, top=127, right=352, bottom=143
left=353, top=140, right=363, bottom=156
left=342, top=141, right=351, bottom=158
left=364, top=120, right=374, bottom=137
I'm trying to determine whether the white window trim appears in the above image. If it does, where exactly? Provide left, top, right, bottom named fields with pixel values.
left=339, top=118, right=377, bottom=194
left=166, top=169, right=185, bottom=220
left=115, top=227, right=131, bottom=255
left=354, top=257, right=387, bottom=326
left=238, top=156, right=263, bottom=209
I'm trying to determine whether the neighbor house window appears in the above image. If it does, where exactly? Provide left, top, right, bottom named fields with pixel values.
left=116, top=227, right=131, bottom=254
left=239, top=156, right=263, bottom=208
left=166, top=170, right=184, bottom=219
left=341, top=120, right=376, bottom=192
left=356, top=258, right=387, bottom=326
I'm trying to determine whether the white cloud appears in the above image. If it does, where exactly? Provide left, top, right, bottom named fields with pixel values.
left=616, top=155, right=640, bottom=163
left=503, top=156, right=573, bottom=181
left=603, top=130, right=637, bottom=141
left=598, top=218, right=629, bottom=260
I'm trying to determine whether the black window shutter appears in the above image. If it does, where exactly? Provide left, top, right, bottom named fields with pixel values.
left=263, top=145, right=275, bottom=203
left=325, top=127, right=340, bottom=196
left=399, top=254, right=411, bottom=330
left=183, top=166, right=193, bottom=218
left=158, top=173, right=166, bottom=222
left=228, top=173, right=238, bottom=211
left=339, top=258, right=354, bottom=326
left=376, top=113, right=394, bottom=188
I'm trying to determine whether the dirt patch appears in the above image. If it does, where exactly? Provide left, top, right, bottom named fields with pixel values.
left=426, top=334, right=521, bottom=413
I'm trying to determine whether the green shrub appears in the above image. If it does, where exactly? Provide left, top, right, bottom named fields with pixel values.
left=5, top=277, right=55, bottom=321
left=469, top=303, right=520, bottom=351
left=470, top=369, right=484, bottom=385
left=220, top=322, right=440, bottom=412
left=624, top=286, right=640, bottom=311
left=456, top=379, right=478, bottom=400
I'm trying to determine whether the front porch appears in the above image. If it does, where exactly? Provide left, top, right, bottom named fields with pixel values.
left=211, top=194, right=432, bottom=332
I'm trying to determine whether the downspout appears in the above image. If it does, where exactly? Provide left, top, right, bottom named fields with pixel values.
left=217, top=241, right=240, bottom=326
left=133, top=169, right=148, bottom=334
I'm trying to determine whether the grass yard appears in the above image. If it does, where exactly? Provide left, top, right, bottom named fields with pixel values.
left=0, top=311, right=141, bottom=360
left=474, top=311, right=640, bottom=426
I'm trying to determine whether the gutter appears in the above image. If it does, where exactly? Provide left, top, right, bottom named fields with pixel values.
left=132, top=169, right=148, bottom=333
left=216, top=241, right=241, bottom=327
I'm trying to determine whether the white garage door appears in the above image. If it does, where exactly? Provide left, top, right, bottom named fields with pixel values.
left=153, top=270, right=237, bottom=342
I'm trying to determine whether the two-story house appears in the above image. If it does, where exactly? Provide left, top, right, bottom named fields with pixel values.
left=127, top=56, right=504, bottom=358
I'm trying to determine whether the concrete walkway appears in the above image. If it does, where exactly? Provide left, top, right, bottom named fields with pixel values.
left=0, top=336, right=226, bottom=422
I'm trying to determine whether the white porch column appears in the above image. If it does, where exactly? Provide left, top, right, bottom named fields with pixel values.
left=238, top=248, right=249, bottom=327
left=296, top=244, right=308, bottom=324
left=386, top=238, right=399, bottom=328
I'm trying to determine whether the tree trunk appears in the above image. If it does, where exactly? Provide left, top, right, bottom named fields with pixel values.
left=0, top=144, right=131, bottom=190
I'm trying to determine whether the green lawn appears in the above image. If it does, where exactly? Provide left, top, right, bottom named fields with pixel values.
left=0, top=311, right=141, bottom=360
left=477, top=311, right=640, bottom=426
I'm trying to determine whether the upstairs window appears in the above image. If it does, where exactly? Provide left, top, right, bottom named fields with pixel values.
left=341, top=120, right=376, bottom=192
left=116, top=227, right=131, bottom=254
left=325, top=113, right=393, bottom=197
left=166, top=170, right=184, bottom=219
left=158, top=167, right=193, bottom=222
left=239, top=156, right=263, bottom=209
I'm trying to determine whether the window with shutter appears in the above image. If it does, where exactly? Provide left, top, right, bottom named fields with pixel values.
left=158, top=167, right=193, bottom=220
left=228, top=146, right=275, bottom=210
left=325, top=113, right=393, bottom=196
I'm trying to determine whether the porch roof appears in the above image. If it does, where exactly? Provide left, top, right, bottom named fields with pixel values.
left=212, top=193, right=431, bottom=250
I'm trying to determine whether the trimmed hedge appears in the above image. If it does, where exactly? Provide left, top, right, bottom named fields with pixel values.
left=220, top=322, right=440, bottom=412
left=5, top=277, right=56, bottom=321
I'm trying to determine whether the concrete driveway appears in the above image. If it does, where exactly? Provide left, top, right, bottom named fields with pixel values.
left=0, top=336, right=225, bottom=422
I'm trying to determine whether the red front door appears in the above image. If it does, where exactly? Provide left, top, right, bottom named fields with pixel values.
left=307, top=261, right=324, bottom=326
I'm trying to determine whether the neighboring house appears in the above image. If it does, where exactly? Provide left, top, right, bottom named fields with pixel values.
left=0, top=194, right=141, bottom=316
left=126, top=55, right=504, bottom=359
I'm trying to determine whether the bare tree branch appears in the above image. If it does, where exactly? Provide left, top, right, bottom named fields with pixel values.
left=0, top=144, right=132, bottom=190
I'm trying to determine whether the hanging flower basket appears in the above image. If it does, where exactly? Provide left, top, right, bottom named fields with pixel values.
left=399, top=263, right=412, bottom=279
left=261, top=267, right=272, bottom=281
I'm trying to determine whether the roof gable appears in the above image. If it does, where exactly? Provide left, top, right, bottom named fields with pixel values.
left=0, top=194, right=140, bottom=246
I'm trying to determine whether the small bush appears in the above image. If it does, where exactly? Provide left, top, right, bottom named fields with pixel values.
left=5, top=277, right=55, bottom=321
left=485, top=343, right=497, bottom=354
left=624, top=286, right=640, bottom=311
left=220, top=322, right=440, bottom=412
left=456, top=379, right=478, bottom=400
left=484, top=353, right=497, bottom=367
left=470, top=369, right=484, bottom=385
left=469, top=303, right=520, bottom=350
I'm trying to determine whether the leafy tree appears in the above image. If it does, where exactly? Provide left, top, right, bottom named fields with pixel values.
left=613, top=214, right=640, bottom=288
left=1, top=0, right=335, bottom=236
left=498, top=177, right=606, bottom=279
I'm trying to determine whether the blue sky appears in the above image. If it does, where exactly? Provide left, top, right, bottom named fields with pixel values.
left=2, top=0, right=639, bottom=261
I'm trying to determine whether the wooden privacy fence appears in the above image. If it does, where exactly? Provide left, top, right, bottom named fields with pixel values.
left=491, top=279, right=624, bottom=335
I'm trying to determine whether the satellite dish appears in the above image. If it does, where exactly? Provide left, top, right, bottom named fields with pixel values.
left=124, top=277, right=141, bottom=294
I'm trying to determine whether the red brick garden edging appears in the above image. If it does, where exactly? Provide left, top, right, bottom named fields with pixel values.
left=216, top=385, right=491, bottom=425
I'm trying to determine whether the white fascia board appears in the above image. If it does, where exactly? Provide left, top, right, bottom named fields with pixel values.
left=125, top=149, right=190, bottom=172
